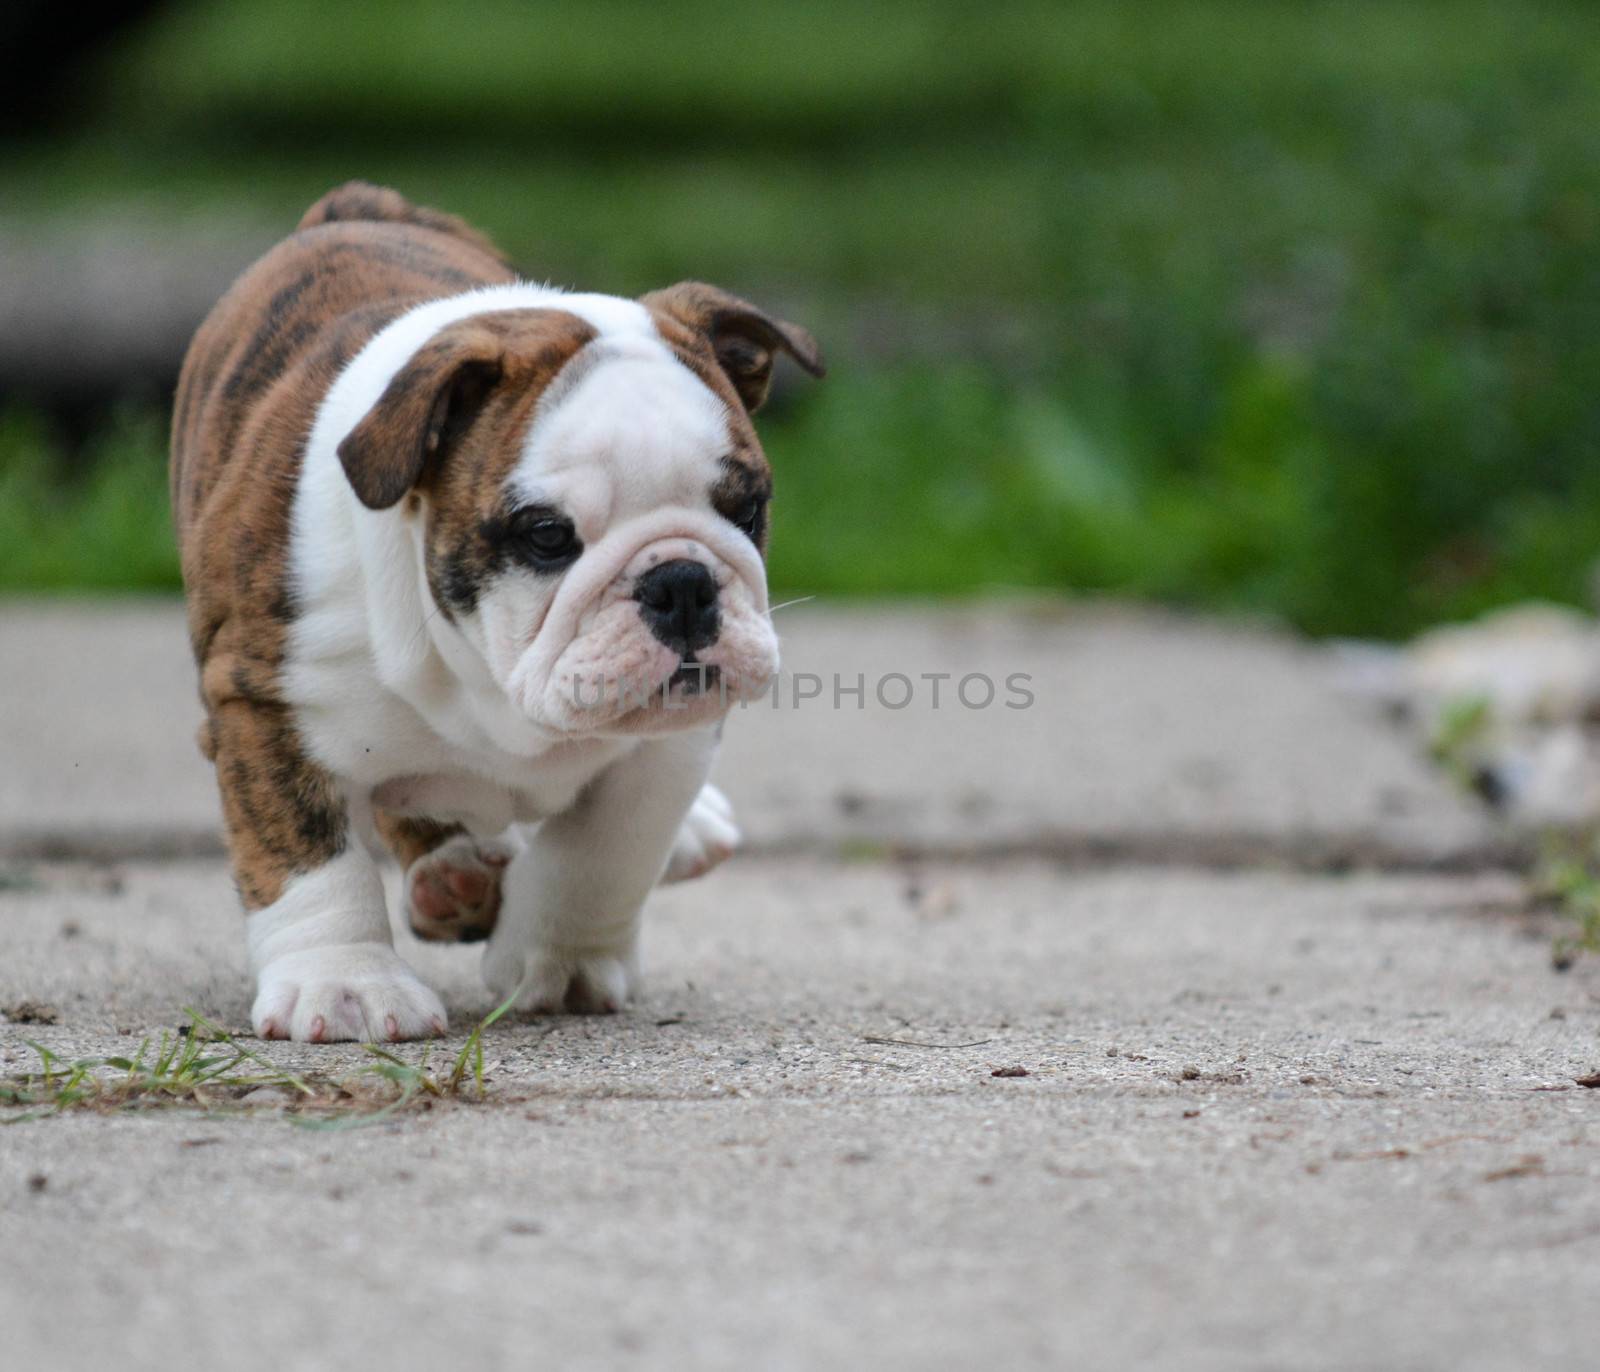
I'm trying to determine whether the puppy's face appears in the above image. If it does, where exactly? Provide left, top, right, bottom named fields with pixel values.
left=336, top=284, right=823, bottom=738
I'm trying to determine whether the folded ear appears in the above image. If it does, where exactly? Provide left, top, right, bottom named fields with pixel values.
left=641, top=281, right=825, bottom=413
left=336, top=323, right=504, bottom=509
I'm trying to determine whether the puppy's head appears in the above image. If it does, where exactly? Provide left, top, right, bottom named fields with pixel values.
left=337, top=283, right=823, bottom=737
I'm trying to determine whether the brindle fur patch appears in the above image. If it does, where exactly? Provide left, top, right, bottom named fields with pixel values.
left=709, top=456, right=774, bottom=555
left=336, top=309, right=595, bottom=518
left=298, top=180, right=512, bottom=270
left=415, top=310, right=598, bottom=617
left=374, top=812, right=466, bottom=868
left=172, top=184, right=516, bottom=908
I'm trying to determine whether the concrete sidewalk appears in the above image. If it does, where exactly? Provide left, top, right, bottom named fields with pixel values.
left=5, top=599, right=1587, bottom=1372
left=1, top=598, right=1501, bottom=865
left=3, top=857, right=1598, bottom=1372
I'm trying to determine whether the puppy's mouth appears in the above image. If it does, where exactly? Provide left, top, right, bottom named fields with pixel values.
left=667, top=658, right=721, bottom=696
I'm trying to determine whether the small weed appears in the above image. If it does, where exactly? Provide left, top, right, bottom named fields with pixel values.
left=294, top=993, right=517, bottom=1133
left=0, top=868, right=40, bottom=894
left=1, top=999, right=519, bottom=1127
left=837, top=838, right=896, bottom=863
left=1429, top=694, right=1496, bottom=795
left=1531, top=833, right=1600, bottom=968
left=448, top=993, right=516, bottom=1095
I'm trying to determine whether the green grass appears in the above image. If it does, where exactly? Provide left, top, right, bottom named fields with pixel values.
left=0, top=409, right=181, bottom=593
left=0, top=1000, right=516, bottom=1126
left=8, top=0, right=1600, bottom=635
left=1532, top=836, right=1600, bottom=969
left=11, top=359, right=1600, bottom=636
left=1427, top=694, right=1496, bottom=795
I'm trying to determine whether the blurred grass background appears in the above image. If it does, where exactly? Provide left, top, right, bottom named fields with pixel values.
left=4, top=0, right=1600, bottom=636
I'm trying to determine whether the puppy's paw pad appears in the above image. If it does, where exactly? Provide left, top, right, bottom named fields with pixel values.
left=660, top=783, right=740, bottom=884
left=252, top=945, right=447, bottom=1043
left=483, top=946, right=633, bottom=1016
left=404, top=836, right=513, bottom=943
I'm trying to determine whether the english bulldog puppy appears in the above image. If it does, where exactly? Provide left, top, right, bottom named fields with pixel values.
left=171, top=182, right=822, bottom=1042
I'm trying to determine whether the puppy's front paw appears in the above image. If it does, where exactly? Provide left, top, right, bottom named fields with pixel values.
left=252, top=944, right=447, bottom=1042
left=403, top=835, right=514, bottom=943
left=482, top=942, right=635, bottom=1016
left=660, top=782, right=740, bottom=884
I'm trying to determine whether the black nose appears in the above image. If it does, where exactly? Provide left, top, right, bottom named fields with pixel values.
left=634, top=559, right=720, bottom=654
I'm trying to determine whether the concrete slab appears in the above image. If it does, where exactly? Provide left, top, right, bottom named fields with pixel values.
left=2, top=857, right=1598, bottom=1370
left=733, top=602, right=1501, bottom=864
left=0, top=601, right=221, bottom=858
left=0, top=600, right=1501, bottom=866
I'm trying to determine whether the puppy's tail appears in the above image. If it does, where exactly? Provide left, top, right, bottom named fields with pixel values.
left=297, top=180, right=510, bottom=265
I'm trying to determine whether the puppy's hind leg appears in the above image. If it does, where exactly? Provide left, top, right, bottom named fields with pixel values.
left=208, top=698, right=446, bottom=1043
left=377, top=812, right=516, bottom=945
left=381, top=774, right=735, bottom=952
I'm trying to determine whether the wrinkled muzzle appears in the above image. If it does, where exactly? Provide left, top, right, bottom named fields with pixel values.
left=504, top=511, right=777, bottom=735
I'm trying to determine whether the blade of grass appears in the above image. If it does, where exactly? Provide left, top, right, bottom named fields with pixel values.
left=449, top=994, right=518, bottom=1095
left=181, top=1009, right=316, bottom=1095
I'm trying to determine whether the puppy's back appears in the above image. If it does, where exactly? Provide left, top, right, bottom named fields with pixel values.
left=294, top=180, right=512, bottom=264
left=170, top=182, right=515, bottom=661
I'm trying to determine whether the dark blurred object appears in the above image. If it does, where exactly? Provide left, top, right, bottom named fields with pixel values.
left=0, top=2, right=165, bottom=134
left=0, top=218, right=267, bottom=423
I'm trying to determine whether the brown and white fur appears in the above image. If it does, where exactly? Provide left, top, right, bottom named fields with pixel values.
left=171, top=182, right=822, bottom=1042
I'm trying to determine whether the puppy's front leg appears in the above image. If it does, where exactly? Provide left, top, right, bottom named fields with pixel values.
left=483, top=730, right=716, bottom=1013
left=207, top=699, right=446, bottom=1042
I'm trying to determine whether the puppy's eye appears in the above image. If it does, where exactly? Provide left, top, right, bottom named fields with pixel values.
left=507, top=509, right=581, bottom=567
left=730, top=497, right=766, bottom=541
